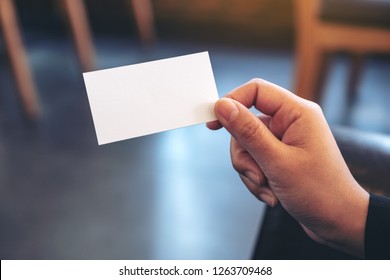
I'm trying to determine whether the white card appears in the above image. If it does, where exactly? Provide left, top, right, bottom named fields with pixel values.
left=83, top=52, right=219, bottom=145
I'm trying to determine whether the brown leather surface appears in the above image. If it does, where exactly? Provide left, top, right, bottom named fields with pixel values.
left=333, top=126, right=390, bottom=196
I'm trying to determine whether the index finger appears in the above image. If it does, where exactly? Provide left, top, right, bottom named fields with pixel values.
left=226, top=79, right=300, bottom=116
left=206, top=79, right=300, bottom=130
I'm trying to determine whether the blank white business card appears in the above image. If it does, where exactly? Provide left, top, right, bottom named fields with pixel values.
left=83, top=52, right=219, bottom=145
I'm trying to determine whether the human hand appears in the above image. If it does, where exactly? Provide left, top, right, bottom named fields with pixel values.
left=207, top=79, right=369, bottom=257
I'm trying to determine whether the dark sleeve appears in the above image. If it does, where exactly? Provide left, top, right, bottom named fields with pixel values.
left=364, top=193, right=390, bottom=259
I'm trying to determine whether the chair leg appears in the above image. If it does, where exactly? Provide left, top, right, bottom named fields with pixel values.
left=0, top=0, right=40, bottom=119
left=346, top=55, right=363, bottom=106
left=129, top=0, right=156, bottom=44
left=62, top=0, right=96, bottom=72
left=294, top=43, right=325, bottom=103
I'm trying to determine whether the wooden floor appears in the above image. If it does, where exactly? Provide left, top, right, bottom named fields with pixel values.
left=0, top=35, right=389, bottom=259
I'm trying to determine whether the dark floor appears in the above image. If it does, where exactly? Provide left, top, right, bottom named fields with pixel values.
left=0, top=34, right=389, bottom=259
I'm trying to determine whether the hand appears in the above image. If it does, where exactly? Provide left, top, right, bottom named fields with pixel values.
left=207, top=79, right=369, bottom=258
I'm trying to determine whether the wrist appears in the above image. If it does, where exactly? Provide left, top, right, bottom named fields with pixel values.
left=325, top=180, right=369, bottom=258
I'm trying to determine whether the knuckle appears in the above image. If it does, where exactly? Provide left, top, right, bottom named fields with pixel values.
left=295, top=100, right=325, bottom=121
left=232, top=159, right=244, bottom=174
left=305, top=100, right=323, bottom=114
left=249, top=78, right=266, bottom=87
left=231, top=153, right=247, bottom=175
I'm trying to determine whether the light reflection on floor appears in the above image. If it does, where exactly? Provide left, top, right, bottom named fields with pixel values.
left=153, top=124, right=263, bottom=259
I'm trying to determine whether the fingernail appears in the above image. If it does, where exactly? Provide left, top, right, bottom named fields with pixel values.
left=245, top=171, right=260, bottom=186
left=217, top=98, right=239, bottom=122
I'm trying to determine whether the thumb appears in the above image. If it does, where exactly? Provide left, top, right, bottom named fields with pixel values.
left=214, top=98, right=283, bottom=164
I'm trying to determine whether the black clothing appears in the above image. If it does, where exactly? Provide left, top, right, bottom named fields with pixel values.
left=365, top=193, right=390, bottom=259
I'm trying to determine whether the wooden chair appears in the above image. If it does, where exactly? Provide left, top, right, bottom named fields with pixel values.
left=62, top=0, right=157, bottom=71
left=62, top=0, right=96, bottom=72
left=0, top=0, right=155, bottom=119
left=0, top=0, right=40, bottom=118
left=293, top=0, right=390, bottom=103
left=0, top=0, right=96, bottom=118
left=130, top=0, right=156, bottom=44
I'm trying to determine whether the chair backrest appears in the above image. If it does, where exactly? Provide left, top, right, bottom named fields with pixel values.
left=321, top=0, right=390, bottom=29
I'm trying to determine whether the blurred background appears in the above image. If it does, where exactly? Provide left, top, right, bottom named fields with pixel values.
left=0, top=0, right=389, bottom=259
